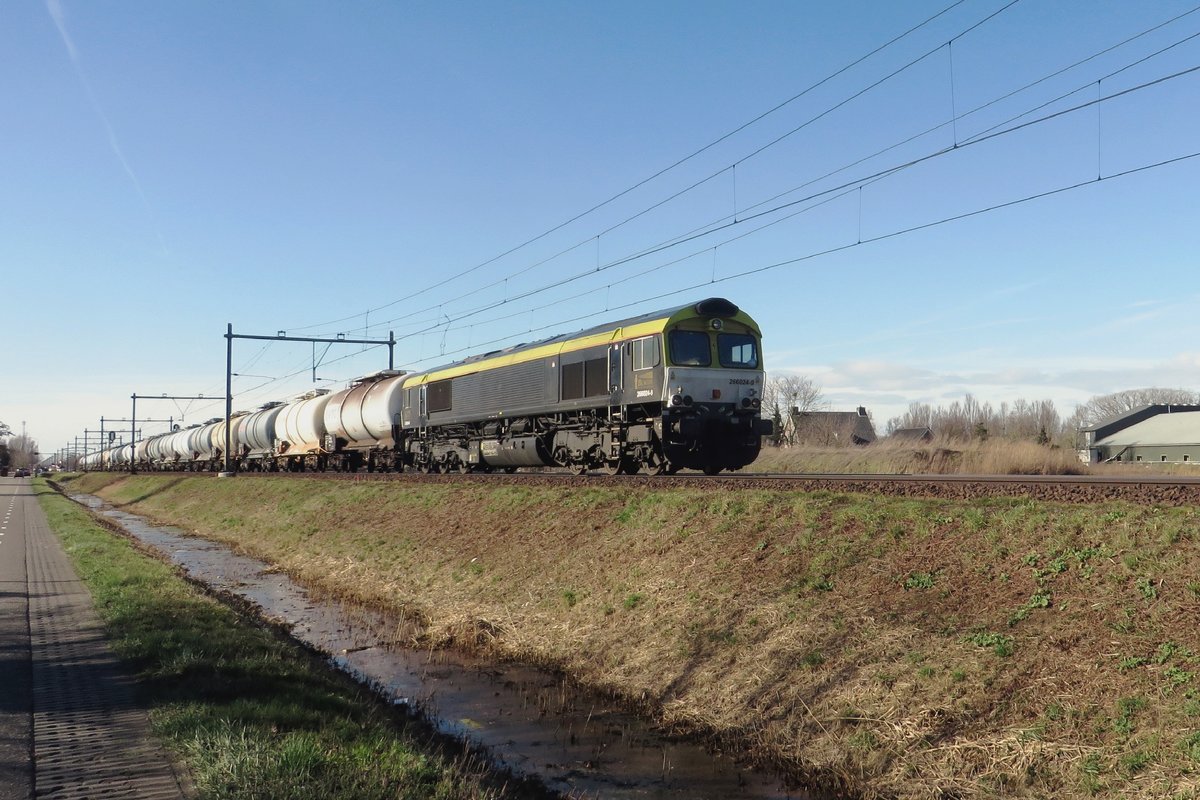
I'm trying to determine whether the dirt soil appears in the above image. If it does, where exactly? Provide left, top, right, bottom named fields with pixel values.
left=68, top=473, right=1200, bottom=799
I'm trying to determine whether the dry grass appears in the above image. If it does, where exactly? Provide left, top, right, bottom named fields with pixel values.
left=754, top=438, right=1089, bottom=475
left=64, top=472, right=1200, bottom=799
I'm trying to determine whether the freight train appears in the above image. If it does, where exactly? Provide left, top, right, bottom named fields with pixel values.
left=81, top=298, right=772, bottom=476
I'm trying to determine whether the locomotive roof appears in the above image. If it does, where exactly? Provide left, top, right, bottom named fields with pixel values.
left=408, top=297, right=758, bottom=382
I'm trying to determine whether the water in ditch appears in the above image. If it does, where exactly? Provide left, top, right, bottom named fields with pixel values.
left=74, top=493, right=811, bottom=799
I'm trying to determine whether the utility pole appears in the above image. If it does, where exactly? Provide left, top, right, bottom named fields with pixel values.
left=128, top=395, right=206, bottom=474
left=221, top=324, right=397, bottom=477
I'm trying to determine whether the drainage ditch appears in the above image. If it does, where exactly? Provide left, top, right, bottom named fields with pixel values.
left=72, top=493, right=811, bottom=799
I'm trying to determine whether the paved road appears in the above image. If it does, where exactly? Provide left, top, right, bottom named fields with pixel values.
left=0, top=477, right=187, bottom=800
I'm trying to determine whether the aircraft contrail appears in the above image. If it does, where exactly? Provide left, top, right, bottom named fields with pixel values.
left=46, top=0, right=169, bottom=255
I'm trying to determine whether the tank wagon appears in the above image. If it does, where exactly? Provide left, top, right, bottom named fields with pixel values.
left=87, top=298, right=772, bottom=475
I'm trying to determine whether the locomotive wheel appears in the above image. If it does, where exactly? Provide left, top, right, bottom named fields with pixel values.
left=604, top=456, right=635, bottom=475
left=651, top=460, right=679, bottom=476
left=702, top=464, right=722, bottom=476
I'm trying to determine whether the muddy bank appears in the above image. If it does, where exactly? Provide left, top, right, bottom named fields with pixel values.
left=65, top=473, right=1200, bottom=799
left=70, top=491, right=802, bottom=799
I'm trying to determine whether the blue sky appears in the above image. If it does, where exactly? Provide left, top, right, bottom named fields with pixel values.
left=2, top=0, right=1198, bottom=458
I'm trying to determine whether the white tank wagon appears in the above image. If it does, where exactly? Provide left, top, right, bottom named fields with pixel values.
left=274, top=390, right=333, bottom=470
left=237, top=403, right=284, bottom=469
left=134, top=437, right=157, bottom=467
left=147, top=431, right=176, bottom=468
left=321, top=371, right=407, bottom=471
left=112, top=443, right=134, bottom=466
left=163, top=425, right=200, bottom=465
left=208, top=414, right=246, bottom=467
left=184, top=421, right=219, bottom=464
left=101, top=446, right=121, bottom=469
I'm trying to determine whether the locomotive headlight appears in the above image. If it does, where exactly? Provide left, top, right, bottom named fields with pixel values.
left=671, top=394, right=684, bottom=406
left=741, top=397, right=752, bottom=408
left=752, top=398, right=761, bottom=409
left=683, top=395, right=694, bottom=406
left=710, top=319, right=723, bottom=330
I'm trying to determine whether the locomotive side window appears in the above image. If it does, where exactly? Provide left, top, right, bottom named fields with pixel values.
left=426, top=379, right=452, bottom=413
left=668, top=330, right=711, bottom=366
left=584, top=358, right=606, bottom=397
left=631, top=336, right=660, bottom=371
left=718, top=334, right=758, bottom=368
left=562, top=357, right=608, bottom=400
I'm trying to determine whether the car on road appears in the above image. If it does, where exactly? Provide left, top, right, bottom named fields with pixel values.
left=13, top=468, right=29, bottom=477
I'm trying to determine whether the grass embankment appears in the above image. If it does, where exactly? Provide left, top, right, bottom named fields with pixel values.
left=63, top=473, right=1200, bottom=799
left=34, top=479, right=541, bottom=800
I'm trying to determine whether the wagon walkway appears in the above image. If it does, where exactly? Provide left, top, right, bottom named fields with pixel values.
left=0, top=476, right=189, bottom=800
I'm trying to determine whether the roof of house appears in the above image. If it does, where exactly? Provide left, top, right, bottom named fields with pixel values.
left=1092, top=408, right=1200, bottom=448
left=1083, top=404, right=1200, bottom=439
left=791, top=408, right=877, bottom=444
left=889, top=426, right=934, bottom=441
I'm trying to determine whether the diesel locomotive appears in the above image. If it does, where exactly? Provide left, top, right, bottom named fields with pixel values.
left=81, top=298, right=772, bottom=475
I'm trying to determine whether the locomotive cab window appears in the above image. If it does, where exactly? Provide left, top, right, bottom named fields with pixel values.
left=668, top=330, right=711, bottom=366
left=632, top=336, right=660, bottom=371
left=717, top=333, right=758, bottom=369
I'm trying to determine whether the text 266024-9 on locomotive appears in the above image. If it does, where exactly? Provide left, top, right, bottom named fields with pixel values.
left=82, top=298, right=773, bottom=476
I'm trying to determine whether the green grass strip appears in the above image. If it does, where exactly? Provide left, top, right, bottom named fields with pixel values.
left=34, top=481, right=527, bottom=800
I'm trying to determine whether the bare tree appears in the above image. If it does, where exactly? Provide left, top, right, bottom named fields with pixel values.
left=886, top=402, right=933, bottom=434
left=887, top=395, right=1064, bottom=443
left=5, top=434, right=38, bottom=469
left=762, top=374, right=823, bottom=446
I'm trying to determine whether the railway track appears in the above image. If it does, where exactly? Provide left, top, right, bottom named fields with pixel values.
left=156, top=469, right=1200, bottom=505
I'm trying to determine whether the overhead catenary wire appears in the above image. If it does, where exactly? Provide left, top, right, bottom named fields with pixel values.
left=345, top=58, right=1200, bottom=355
left=389, top=146, right=1200, bottom=375
left=302, top=2, right=1194, bottom=346
left=282, top=0, right=984, bottom=335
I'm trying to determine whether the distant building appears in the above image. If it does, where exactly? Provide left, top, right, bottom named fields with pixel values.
left=1081, top=404, right=1200, bottom=464
left=889, top=426, right=934, bottom=443
left=791, top=406, right=877, bottom=446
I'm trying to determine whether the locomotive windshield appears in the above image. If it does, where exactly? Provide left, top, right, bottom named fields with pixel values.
left=717, top=333, right=758, bottom=368
left=668, top=330, right=711, bottom=366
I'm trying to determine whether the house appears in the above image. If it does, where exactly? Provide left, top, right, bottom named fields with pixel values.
left=1080, top=404, right=1200, bottom=464
left=790, top=406, right=877, bottom=446
left=889, top=426, right=935, bottom=443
